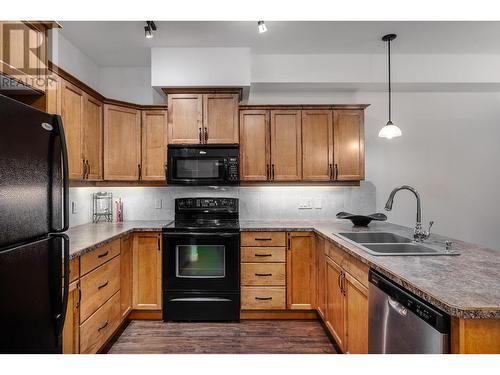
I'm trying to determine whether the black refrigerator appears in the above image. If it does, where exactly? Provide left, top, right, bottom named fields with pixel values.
left=0, top=94, right=70, bottom=353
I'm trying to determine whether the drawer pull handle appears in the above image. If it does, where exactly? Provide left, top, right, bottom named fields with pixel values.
left=255, top=297, right=273, bottom=300
left=98, top=281, right=109, bottom=290
left=255, top=273, right=272, bottom=277
left=254, top=238, right=272, bottom=241
left=97, top=320, right=109, bottom=331
left=255, top=253, right=272, bottom=257
left=97, top=251, right=109, bottom=259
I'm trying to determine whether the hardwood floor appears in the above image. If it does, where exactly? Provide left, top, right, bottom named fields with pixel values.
left=107, top=320, right=337, bottom=354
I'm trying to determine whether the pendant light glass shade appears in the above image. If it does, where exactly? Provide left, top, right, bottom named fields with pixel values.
left=378, top=120, right=402, bottom=139
left=379, top=34, right=402, bottom=139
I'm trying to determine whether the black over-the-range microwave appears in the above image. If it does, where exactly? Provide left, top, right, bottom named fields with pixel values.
left=166, top=144, right=240, bottom=186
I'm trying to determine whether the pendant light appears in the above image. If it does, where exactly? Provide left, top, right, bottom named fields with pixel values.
left=379, top=33, right=402, bottom=139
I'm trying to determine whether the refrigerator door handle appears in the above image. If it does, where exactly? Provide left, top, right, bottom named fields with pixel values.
left=51, top=115, right=69, bottom=233
left=54, top=233, right=70, bottom=348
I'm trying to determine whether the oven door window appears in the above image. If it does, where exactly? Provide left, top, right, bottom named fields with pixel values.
left=174, top=158, right=224, bottom=179
left=176, top=245, right=225, bottom=278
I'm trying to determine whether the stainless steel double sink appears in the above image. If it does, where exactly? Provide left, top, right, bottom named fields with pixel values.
left=336, top=232, right=457, bottom=256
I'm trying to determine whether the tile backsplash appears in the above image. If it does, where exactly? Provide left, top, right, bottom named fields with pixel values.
left=68, top=182, right=376, bottom=227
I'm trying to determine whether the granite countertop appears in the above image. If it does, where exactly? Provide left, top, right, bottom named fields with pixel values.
left=65, top=219, right=500, bottom=319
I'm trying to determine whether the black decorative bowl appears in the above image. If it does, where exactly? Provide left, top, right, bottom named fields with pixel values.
left=336, top=212, right=387, bottom=227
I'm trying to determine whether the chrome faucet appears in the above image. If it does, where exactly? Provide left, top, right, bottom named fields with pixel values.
left=384, top=185, right=434, bottom=242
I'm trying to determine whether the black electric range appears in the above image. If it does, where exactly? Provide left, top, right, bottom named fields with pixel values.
left=162, top=198, right=240, bottom=321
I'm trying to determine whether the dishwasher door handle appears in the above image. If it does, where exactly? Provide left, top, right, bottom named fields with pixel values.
left=388, top=298, right=408, bottom=317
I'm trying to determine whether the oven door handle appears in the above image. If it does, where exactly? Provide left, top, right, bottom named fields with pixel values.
left=163, top=232, right=239, bottom=237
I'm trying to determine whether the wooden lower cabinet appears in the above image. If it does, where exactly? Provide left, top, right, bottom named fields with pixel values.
left=120, top=235, right=133, bottom=320
left=323, top=242, right=368, bottom=354
left=315, top=236, right=326, bottom=319
left=62, top=281, right=80, bottom=354
left=132, top=232, right=162, bottom=310
left=325, top=257, right=345, bottom=351
left=79, top=291, right=121, bottom=354
left=287, top=232, right=316, bottom=310
left=344, top=272, right=368, bottom=354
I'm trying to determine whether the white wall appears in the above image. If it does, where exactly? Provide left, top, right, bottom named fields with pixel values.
left=151, top=47, right=251, bottom=87
left=49, top=31, right=100, bottom=90
left=99, top=67, right=165, bottom=105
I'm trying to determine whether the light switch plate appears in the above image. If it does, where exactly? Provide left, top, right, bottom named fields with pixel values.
left=314, top=198, right=322, bottom=209
left=298, top=198, right=312, bottom=209
left=71, top=201, right=77, bottom=214
left=155, top=198, right=162, bottom=209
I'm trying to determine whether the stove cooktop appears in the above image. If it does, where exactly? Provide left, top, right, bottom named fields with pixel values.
left=162, top=219, right=240, bottom=232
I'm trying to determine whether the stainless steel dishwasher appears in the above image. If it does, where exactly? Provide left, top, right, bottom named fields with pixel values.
left=368, top=270, right=450, bottom=353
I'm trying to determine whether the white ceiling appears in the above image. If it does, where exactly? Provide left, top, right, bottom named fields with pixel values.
left=59, top=21, right=500, bottom=67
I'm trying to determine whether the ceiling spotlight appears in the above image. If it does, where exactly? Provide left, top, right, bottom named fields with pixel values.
left=144, top=21, right=156, bottom=39
left=257, top=21, right=267, bottom=34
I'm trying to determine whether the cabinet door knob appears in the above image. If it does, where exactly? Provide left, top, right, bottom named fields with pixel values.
left=204, top=127, right=208, bottom=143
left=335, top=164, right=339, bottom=180
left=329, top=164, right=333, bottom=180
left=198, top=127, right=202, bottom=143
left=138, top=164, right=142, bottom=180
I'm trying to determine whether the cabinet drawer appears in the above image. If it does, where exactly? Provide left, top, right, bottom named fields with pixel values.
left=80, top=239, right=121, bottom=276
left=80, top=256, right=120, bottom=322
left=343, top=254, right=369, bottom=288
left=326, top=241, right=345, bottom=266
left=241, top=232, right=286, bottom=247
left=241, top=287, right=286, bottom=310
left=241, top=263, right=285, bottom=286
left=79, top=291, right=120, bottom=354
left=241, top=247, right=286, bottom=263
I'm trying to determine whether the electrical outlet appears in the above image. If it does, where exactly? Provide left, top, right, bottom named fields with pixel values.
left=155, top=198, right=162, bottom=209
left=298, top=198, right=312, bottom=209
left=314, top=198, right=322, bottom=209
left=71, top=201, right=77, bottom=214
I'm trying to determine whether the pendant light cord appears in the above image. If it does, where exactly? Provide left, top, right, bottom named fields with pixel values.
left=388, top=38, right=392, bottom=123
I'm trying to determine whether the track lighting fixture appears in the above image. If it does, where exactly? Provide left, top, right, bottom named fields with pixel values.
left=144, top=21, right=156, bottom=39
left=258, top=21, right=267, bottom=34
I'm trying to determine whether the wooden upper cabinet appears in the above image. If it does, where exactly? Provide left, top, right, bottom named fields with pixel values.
left=344, top=272, right=368, bottom=354
left=302, top=110, right=333, bottom=181
left=82, top=94, right=103, bottom=181
left=167, top=94, right=203, bottom=144
left=60, top=79, right=84, bottom=180
left=133, top=232, right=162, bottom=310
left=270, top=110, right=302, bottom=181
left=239, top=110, right=270, bottom=181
left=287, top=232, right=316, bottom=310
left=203, top=93, right=239, bottom=144
left=104, top=104, right=141, bottom=180
left=333, top=109, right=365, bottom=181
left=141, top=110, right=168, bottom=181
